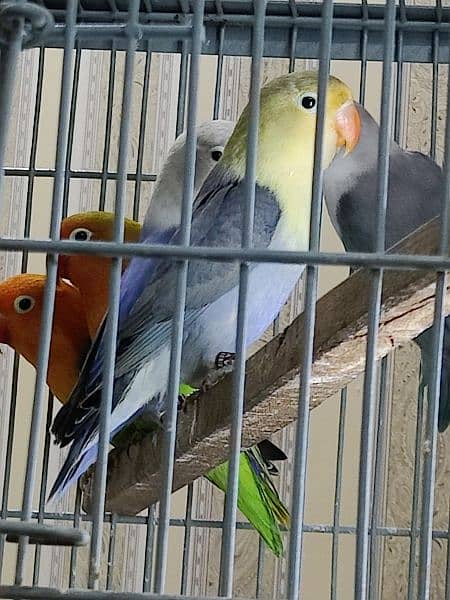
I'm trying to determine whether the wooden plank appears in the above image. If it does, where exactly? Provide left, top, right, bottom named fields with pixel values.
left=81, top=216, right=449, bottom=514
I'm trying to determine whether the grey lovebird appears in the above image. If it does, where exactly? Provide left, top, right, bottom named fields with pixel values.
left=143, top=119, right=235, bottom=237
left=323, top=102, right=450, bottom=430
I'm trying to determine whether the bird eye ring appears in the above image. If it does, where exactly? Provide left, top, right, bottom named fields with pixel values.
left=210, top=146, right=224, bottom=162
left=69, top=228, right=92, bottom=242
left=14, top=295, right=35, bottom=314
left=298, top=92, right=317, bottom=113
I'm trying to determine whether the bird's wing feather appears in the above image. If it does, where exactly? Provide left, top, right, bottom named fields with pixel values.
left=335, top=150, right=443, bottom=252
left=52, top=168, right=281, bottom=445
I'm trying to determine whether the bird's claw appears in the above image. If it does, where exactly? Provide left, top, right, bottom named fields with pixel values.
left=201, top=354, right=236, bottom=392
left=215, top=351, right=235, bottom=369
left=178, top=394, right=187, bottom=411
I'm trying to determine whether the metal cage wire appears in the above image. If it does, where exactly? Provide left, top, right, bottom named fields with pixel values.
left=0, top=1, right=448, bottom=599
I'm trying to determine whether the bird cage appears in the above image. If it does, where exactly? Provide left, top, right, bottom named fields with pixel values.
left=0, top=1, right=448, bottom=599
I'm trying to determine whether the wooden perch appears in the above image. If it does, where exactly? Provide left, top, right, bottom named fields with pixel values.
left=81, top=216, right=449, bottom=514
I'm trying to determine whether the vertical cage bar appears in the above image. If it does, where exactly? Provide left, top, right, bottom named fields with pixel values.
left=105, top=513, right=118, bottom=590
left=255, top=538, right=266, bottom=598
left=14, top=0, right=78, bottom=585
left=288, top=1, right=298, bottom=74
left=175, top=23, right=194, bottom=593
left=213, top=24, right=225, bottom=119
left=359, top=0, right=368, bottom=106
left=133, top=42, right=152, bottom=221
left=407, top=374, right=426, bottom=600
left=32, top=394, right=54, bottom=585
left=417, top=26, right=450, bottom=599
left=180, top=484, right=194, bottom=595
left=393, top=0, right=405, bottom=144
left=153, top=2, right=204, bottom=592
left=61, top=42, right=82, bottom=217
left=330, top=388, right=347, bottom=600
left=87, top=0, right=140, bottom=589
left=368, top=358, right=390, bottom=600
left=142, top=506, right=156, bottom=592
left=418, top=274, right=447, bottom=600
left=446, top=499, right=450, bottom=600
left=217, top=2, right=266, bottom=595
left=0, top=44, right=46, bottom=577
left=287, top=2, right=334, bottom=598
left=176, top=39, right=189, bottom=137
left=98, top=43, right=116, bottom=211
left=0, top=0, right=24, bottom=203
left=430, top=29, right=440, bottom=161
left=68, top=485, right=83, bottom=588
left=354, top=2, right=396, bottom=598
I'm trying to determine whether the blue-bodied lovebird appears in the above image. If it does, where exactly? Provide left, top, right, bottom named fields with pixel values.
left=49, top=72, right=360, bottom=556
left=322, top=103, right=450, bottom=430
left=58, top=121, right=290, bottom=554
left=59, top=210, right=290, bottom=555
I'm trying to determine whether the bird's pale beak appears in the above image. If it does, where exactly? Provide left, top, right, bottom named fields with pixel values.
left=0, top=315, right=10, bottom=346
left=334, top=100, right=361, bottom=154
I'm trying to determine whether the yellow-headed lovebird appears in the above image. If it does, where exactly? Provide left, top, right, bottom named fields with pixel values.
left=58, top=211, right=141, bottom=339
left=49, top=70, right=360, bottom=546
left=0, top=274, right=90, bottom=403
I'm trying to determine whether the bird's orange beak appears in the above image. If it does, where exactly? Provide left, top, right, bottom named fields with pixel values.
left=334, top=100, right=361, bottom=154
left=0, top=315, right=10, bottom=346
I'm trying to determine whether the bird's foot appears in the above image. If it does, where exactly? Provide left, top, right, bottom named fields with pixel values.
left=178, top=394, right=187, bottom=411
left=215, top=351, right=236, bottom=369
left=201, top=352, right=236, bottom=392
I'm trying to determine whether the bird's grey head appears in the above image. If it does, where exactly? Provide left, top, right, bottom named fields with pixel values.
left=143, top=119, right=235, bottom=235
left=193, top=119, right=236, bottom=188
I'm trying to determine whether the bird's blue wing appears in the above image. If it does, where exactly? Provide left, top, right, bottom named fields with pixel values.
left=52, top=167, right=281, bottom=447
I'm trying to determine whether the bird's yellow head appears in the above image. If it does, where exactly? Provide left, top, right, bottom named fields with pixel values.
left=0, top=274, right=90, bottom=402
left=221, top=70, right=360, bottom=215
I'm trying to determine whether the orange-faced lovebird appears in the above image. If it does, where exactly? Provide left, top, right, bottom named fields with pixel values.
left=0, top=274, right=90, bottom=403
left=50, top=74, right=360, bottom=554
left=58, top=211, right=141, bottom=339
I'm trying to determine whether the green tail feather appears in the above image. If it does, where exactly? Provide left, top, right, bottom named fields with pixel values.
left=112, top=382, right=290, bottom=555
left=180, top=384, right=290, bottom=556
left=206, top=447, right=289, bottom=557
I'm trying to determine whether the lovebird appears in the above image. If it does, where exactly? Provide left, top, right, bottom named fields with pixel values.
left=58, top=215, right=289, bottom=553
left=58, top=211, right=141, bottom=339
left=50, top=70, right=360, bottom=536
left=143, top=119, right=235, bottom=237
left=0, top=274, right=90, bottom=402
left=322, top=103, right=450, bottom=430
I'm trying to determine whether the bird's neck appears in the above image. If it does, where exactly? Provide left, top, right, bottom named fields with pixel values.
left=66, top=258, right=115, bottom=338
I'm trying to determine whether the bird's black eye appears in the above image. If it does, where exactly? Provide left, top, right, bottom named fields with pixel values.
left=298, top=93, right=317, bottom=112
left=14, top=295, right=35, bottom=314
left=69, top=228, right=92, bottom=242
left=210, top=146, right=223, bottom=162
